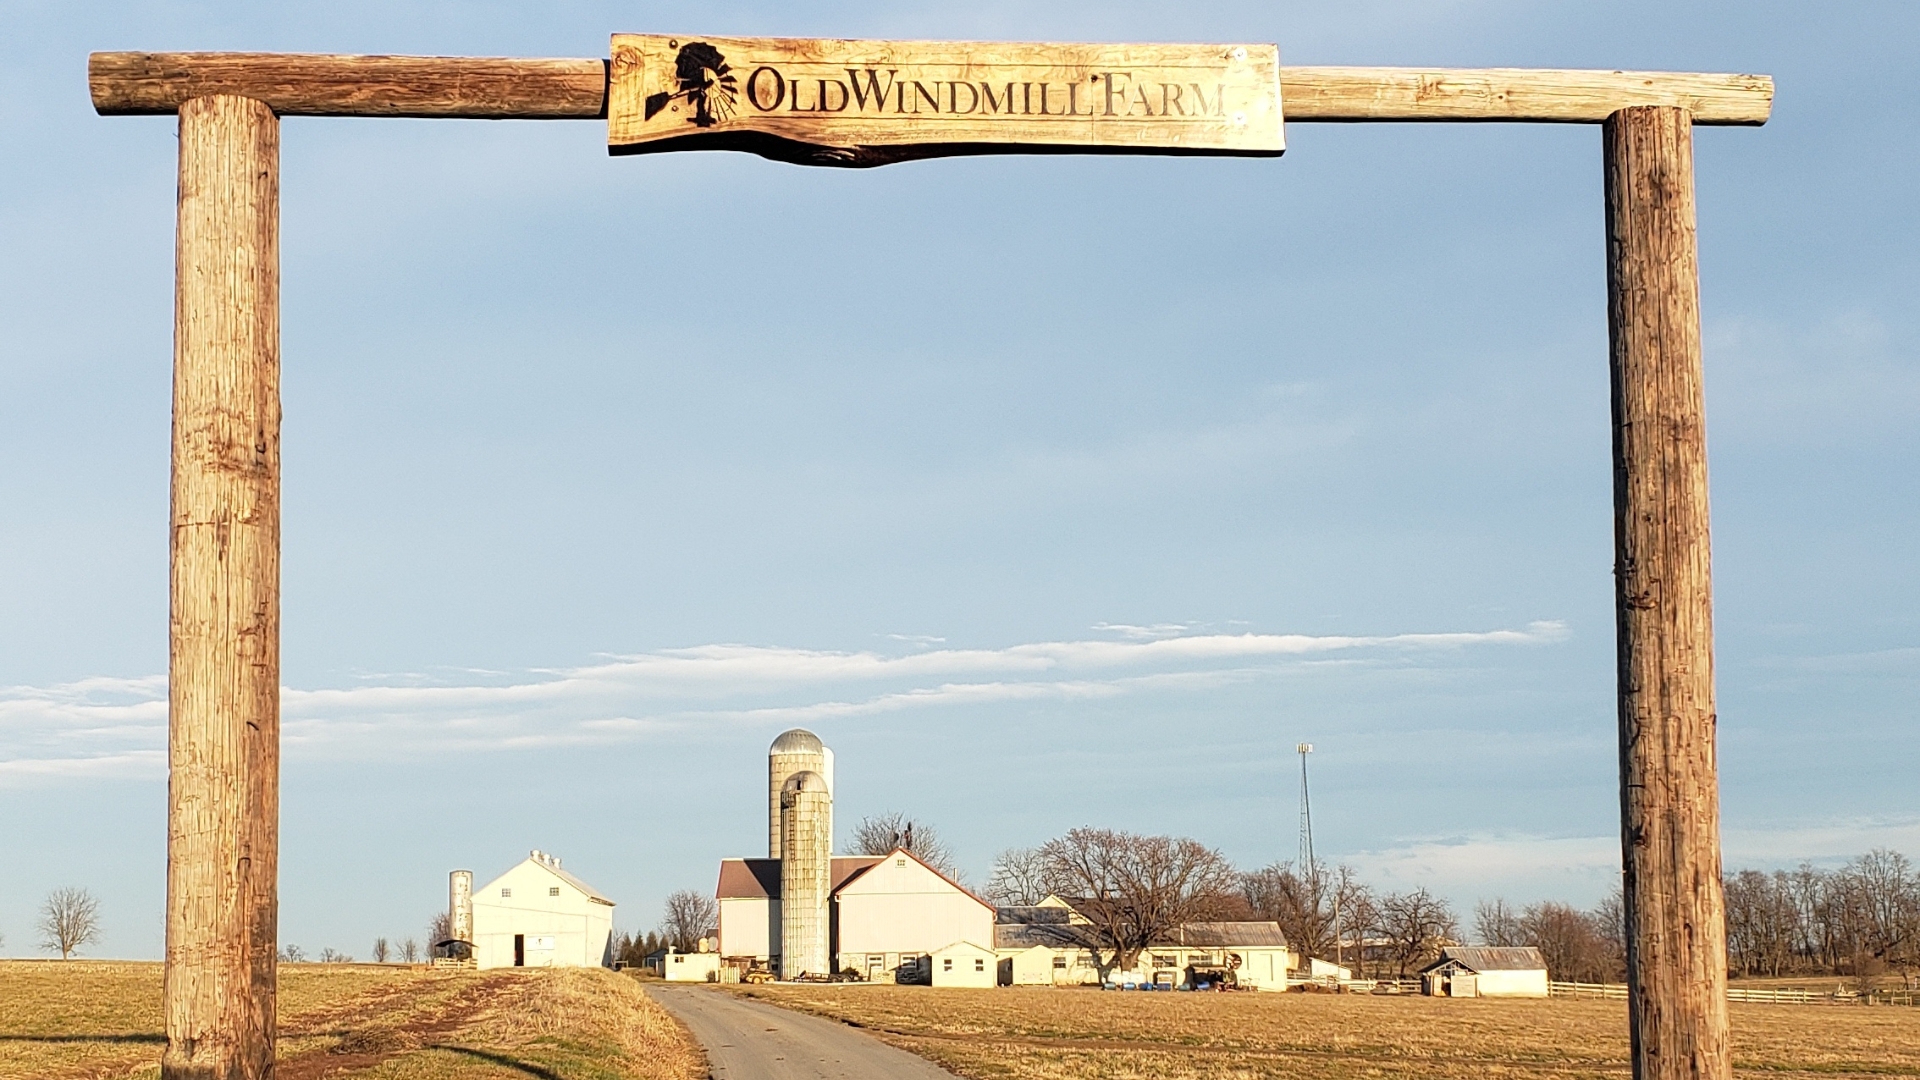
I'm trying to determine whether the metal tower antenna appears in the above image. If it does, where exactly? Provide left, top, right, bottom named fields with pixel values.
left=1296, top=742, right=1315, bottom=877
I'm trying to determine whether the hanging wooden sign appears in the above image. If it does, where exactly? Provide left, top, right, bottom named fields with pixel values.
left=608, top=34, right=1283, bottom=166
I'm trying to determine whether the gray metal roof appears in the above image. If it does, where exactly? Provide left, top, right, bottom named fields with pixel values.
left=770, top=728, right=823, bottom=752
left=996, top=905, right=1071, bottom=925
left=994, top=922, right=1101, bottom=950
left=1425, top=946, right=1548, bottom=972
left=1166, top=922, right=1288, bottom=948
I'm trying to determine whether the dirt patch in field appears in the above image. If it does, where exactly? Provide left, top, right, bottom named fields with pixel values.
left=275, top=973, right=515, bottom=1080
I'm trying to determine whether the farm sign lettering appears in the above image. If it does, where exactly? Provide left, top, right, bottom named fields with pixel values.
left=609, top=34, right=1283, bottom=166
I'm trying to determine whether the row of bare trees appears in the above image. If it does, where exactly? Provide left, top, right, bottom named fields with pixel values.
left=988, top=829, right=1917, bottom=984
left=1722, top=850, right=1919, bottom=980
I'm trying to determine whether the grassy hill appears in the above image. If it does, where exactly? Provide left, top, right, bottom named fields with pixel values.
left=0, top=960, right=702, bottom=1080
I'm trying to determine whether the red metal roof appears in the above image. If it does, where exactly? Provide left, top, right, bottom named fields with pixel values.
left=715, top=856, right=884, bottom=899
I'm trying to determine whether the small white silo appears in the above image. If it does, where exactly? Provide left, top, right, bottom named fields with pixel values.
left=779, top=770, right=832, bottom=979
left=449, top=869, right=473, bottom=943
left=768, top=729, right=832, bottom=858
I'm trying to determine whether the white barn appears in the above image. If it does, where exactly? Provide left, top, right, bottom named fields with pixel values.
left=835, top=849, right=996, bottom=980
left=1420, top=946, right=1551, bottom=998
left=715, top=847, right=996, bottom=982
left=471, top=850, right=615, bottom=970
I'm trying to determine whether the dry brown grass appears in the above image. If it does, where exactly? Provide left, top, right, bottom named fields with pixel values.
left=0, top=961, right=702, bottom=1080
left=736, top=984, right=1920, bottom=1080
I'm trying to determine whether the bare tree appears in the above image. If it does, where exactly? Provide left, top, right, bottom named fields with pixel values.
left=372, top=937, right=390, bottom=963
left=400, top=938, right=419, bottom=964
left=38, top=887, right=101, bottom=959
left=1590, top=885, right=1628, bottom=981
left=428, top=911, right=451, bottom=944
left=1375, top=887, right=1457, bottom=978
left=1517, top=901, right=1613, bottom=983
left=985, top=847, right=1055, bottom=906
left=851, top=812, right=961, bottom=880
left=659, top=889, right=719, bottom=951
left=1474, top=898, right=1524, bottom=946
left=1038, top=828, right=1237, bottom=975
left=279, top=943, right=306, bottom=962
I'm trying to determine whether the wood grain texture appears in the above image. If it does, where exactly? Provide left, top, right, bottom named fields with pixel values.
left=89, top=52, right=607, bottom=118
left=165, top=94, right=280, bottom=1080
left=1604, top=105, right=1731, bottom=1080
left=89, top=52, right=1772, bottom=130
left=1284, top=67, right=1771, bottom=125
left=609, top=35, right=1281, bottom=166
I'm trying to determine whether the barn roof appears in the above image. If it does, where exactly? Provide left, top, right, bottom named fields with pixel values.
left=715, top=856, right=884, bottom=899
left=997, top=905, right=1072, bottom=925
left=474, top=853, right=615, bottom=906
left=994, top=921, right=1101, bottom=950
left=1424, top=946, right=1548, bottom=972
left=1165, top=922, right=1289, bottom=948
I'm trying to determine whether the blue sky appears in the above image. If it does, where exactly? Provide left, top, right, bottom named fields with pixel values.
left=1, top=1, right=1914, bottom=960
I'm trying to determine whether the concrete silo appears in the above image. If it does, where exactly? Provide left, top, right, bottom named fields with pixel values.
left=449, top=869, right=473, bottom=943
left=767, top=729, right=832, bottom=858
left=779, top=770, right=832, bottom=979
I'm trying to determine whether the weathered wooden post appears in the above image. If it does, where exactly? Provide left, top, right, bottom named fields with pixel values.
left=166, top=93, right=280, bottom=1080
left=1604, top=104, right=1730, bottom=1080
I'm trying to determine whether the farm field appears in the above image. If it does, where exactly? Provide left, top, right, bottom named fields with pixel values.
left=736, top=983, right=1920, bottom=1080
left=0, top=960, right=702, bottom=1080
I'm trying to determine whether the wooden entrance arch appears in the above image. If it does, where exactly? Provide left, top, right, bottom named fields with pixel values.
left=89, top=45, right=1772, bottom=1080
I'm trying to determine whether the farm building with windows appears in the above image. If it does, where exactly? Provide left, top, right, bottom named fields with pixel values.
left=1419, top=946, right=1551, bottom=997
left=466, top=850, right=616, bottom=970
left=992, top=899, right=1292, bottom=990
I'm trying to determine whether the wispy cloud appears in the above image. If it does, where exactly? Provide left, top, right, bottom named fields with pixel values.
left=0, top=622, right=1566, bottom=783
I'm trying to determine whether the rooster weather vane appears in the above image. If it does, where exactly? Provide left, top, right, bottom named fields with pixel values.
left=644, top=42, right=738, bottom=128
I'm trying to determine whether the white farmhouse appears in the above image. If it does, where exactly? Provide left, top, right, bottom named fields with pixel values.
left=992, top=900, right=1292, bottom=990
left=471, top=850, right=615, bottom=970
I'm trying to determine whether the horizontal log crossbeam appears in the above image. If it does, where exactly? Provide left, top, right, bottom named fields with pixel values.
left=89, top=52, right=1773, bottom=125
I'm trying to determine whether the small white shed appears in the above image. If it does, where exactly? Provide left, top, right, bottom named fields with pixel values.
left=999, top=944, right=1055, bottom=986
left=1419, top=946, right=1550, bottom=998
left=929, top=941, right=997, bottom=988
left=663, top=948, right=723, bottom=982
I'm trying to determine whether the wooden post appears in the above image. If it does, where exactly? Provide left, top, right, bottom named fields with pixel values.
left=1604, top=105, right=1730, bottom=1080
left=165, top=93, right=280, bottom=1080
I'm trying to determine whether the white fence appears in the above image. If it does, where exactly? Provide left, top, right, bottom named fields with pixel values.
left=1550, top=982, right=1915, bottom=1006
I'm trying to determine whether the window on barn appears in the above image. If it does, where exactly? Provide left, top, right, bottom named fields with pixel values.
left=896, top=859, right=906, bottom=867
left=943, top=958, right=953, bottom=971
left=974, top=958, right=985, bottom=971
left=1053, top=957, right=1067, bottom=969
left=1153, top=954, right=1177, bottom=967
left=549, top=886, right=560, bottom=896
left=501, top=888, right=511, bottom=897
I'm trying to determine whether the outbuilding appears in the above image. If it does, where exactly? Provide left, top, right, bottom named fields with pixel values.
left=929, top=940, right=998, bottom=988
left=1419, top=946, right=1550, bottom=998
left=999, top=944, right=1056, bottom=986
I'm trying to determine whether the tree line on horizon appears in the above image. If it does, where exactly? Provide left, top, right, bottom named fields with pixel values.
left=975, top=827, right=1917, bottom=985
